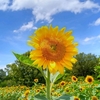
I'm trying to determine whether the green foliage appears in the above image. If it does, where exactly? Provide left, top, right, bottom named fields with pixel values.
left=94, top=57, right=100, bottom=78
left=54, top=68, right=72, bottom=83
left=0, top=69, right=7, bottom=87
left=0, top=80, right=16, bottom=87
left=72, top=52, right=99, bottom=77
left=5, top=51, right=45, bottom=87
left=0, top=69, right=6, bottom=81
left=34, top=94, right=48, bottom=100
left=12, top=51, right=33, bottom=66
left=13, top=51, right=46, bottom=79
left=34, top=94, right=73, bottom=100
left=55, top=94, right=73, bottom=100
left=94, top=66, right=100, bottom=78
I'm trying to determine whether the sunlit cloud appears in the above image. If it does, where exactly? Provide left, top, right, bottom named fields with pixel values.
left=0, top=0, right=9, bottom=11
left=13, top=21, right=37, bottom=33
left=0, top=0, right=100, bottom=23
left=92, top=18, right=100, bottom=26
left=84, top=37, right=95, bottom=42
left=10, top=0, right=100, bottom=22
left=83, top=34, right=100, bottom=44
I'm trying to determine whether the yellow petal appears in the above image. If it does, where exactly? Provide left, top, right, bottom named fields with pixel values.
left=48, top=62, right=57, bottom=74
left=32, top=59, right=41, bottom=65
left=57, top=63, right=64, bottom=74
left=61, top=60, right=73, bottom=70
left=60, top=27, right=66, bottom=33
left=65, top=30, right=72, bottom=37
left=67, top=36, right=74, bottom=41
left=71, top=58, right=77, bottom=64
left=43, top=60, right=49, bottom=69
left=30, top=50, right=42, bottom=58
left=74, top=42, right=78, bottom=46
left=37, top=58, right=46, bottom=67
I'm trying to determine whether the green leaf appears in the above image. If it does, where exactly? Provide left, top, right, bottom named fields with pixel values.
left=54, top=73, right=63, bottom=83
left=79, top=95, right=86, bottom=100
left=12, top=52, right=46, bottom=80
left=96, top=84, right=100, bottom=90
left=13, top=52, right=33, bottom=66
left=50, top=72, right=60, bottom=83
left=34, top=94, right=48, bottom=100
left=97, top=74, right=100, bottom=78
left=95, top=66, right=100, bottom=69
left=55, top=94, right=73, bottom=100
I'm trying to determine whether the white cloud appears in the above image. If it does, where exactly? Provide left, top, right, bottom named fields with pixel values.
left=9, top=0, right=100, bottom=22
left=13, top=21, right=37, bottom=33
left=83, top=34, right=100, bottom=44
left=0, top=0, right=9, bottom=10
left=0, top=0, right=100, bottom=22
left=84, top=37, right=95, bottom=42
left=93, top=18, right=100, bottom=26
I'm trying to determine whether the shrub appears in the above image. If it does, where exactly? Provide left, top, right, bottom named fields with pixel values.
left=72, top=52, right=99, bottom=77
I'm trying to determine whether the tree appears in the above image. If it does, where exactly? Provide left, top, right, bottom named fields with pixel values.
left=5, top=51, right=45, bottom=86
left=72, top=52, right=99, bottom=77
left=0, top=69, right=6, bottom=81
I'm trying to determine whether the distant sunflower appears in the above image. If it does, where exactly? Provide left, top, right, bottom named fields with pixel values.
left=85, top=75, right=94, bottom=84
left=71, top=76, right=78, bottom=82
left=24, top=90, right=30, bottom=96
left=36, top=89, right=40, bottom=94
left=60, top=81, right=66, bottom=86
left=91, top=96, right=98, bottom=100
left=65, top=87, right=70, bottom=93
left=74, top=96, right=80, bottom=100
left=28, top=25, right=78, bottom=74
left=34, top=78, right=38, bottom=83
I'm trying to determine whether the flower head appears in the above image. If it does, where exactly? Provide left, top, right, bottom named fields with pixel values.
left=71, top=76, right=78, bottom=82
left=34, top=78, right=38, bottom=83
left=24, top=90, right=30, bottom=96
left=28, top=25, right=78, bottom=74
left=74, top=96, right=80, bottom=100
left=60, top=81, right=66, bottom=86
left=36, top=89, right=40, bottom=93
left=91, top=96, right=98, bottom=100
left=79, top=86, right=85, bottom=91
left=85, top=75, right=94, bottom=84
left=65, top=87, right=70, bottom=93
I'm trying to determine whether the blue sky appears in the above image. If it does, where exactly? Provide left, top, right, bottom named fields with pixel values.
left=0, top=0, right=100, bottom=70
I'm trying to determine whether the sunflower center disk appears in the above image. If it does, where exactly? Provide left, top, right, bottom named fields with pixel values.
left=40, top=38, right=66, bottom=62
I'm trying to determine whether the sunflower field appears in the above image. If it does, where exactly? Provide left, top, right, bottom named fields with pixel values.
left=0, top=25, right=100, bottom=100
left=0, top=76, right=100, bottom=100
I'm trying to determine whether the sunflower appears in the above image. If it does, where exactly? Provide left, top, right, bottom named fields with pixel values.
left=60, top=81, right=66, bottom=86
left=24, top=90, right=30, bottom=96
left=79, top=86, right=85, bottom=91
left=34, top=78, right=38, bottom=83
left=74, top=96, right=80, bottom=100
left=65, top=87, right=70, bottom=93
left=28, top=25, right=78, bottom=74
left=71, top=76, right=78, bottom=82
left=91, top=96, right=98, bottom=100
left=85, top=75, right=94, bottom=84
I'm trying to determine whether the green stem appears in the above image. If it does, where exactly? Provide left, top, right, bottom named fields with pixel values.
left=46, top=69, right=51, bottom=100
